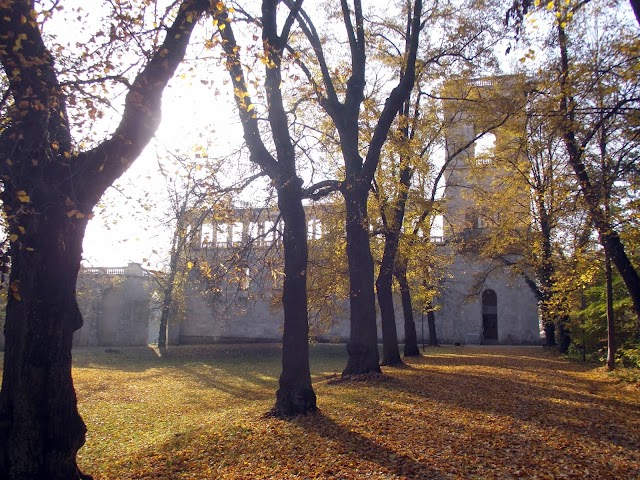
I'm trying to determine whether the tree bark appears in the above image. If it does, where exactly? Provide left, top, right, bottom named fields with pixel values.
left=557, top=316, right=571, bottom=354
left=0, top=213, right=90, bottom=480
left=217, top=1, right=316, bottom=415
left=394, top=258, right=420, bottom=356
left=0, top=1, right=209, bottom=476
left=605, top=251, right=616, bottom=371
left=427, top=308, right=439, bottom=347
left=343, top=186, right=381, bottom=374
left=376, top=234, right=402, bottom=366
left=544, top=322, right=557, bottom=347
left=274, top=181, right=317, bottom=415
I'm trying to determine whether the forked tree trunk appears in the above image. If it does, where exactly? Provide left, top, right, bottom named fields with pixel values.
left=274, top=181, right=317, bottom=415
left=0, top=209, right=91, bottom=479
left=394, top=258, right=420, bottom=356
left=343, top=187, right=381, bottom=375
left=216, top=1, right=317, bottom=416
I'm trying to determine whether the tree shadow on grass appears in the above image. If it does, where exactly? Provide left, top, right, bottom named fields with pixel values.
left=371, top=358, right=640, bottom=455
left=294, top=411, right=446, bottom=479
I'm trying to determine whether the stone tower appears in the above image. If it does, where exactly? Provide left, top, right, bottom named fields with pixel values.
left=433, top=76, right=541, bottom=344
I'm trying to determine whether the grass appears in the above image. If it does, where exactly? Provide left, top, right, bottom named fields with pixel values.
left=13, top=344, right=640, bottom=478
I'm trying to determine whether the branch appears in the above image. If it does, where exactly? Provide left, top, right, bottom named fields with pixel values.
left=302, top=179, right=343, bottom=199
left=76, top=0, right=212, bottom=206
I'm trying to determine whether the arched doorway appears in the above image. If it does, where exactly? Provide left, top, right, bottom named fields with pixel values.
left=482, top=289, right=498, bottom=342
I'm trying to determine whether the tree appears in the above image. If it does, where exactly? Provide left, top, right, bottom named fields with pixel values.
left=0, top=1, right=211, bottom=477
left=213, top=0, right=319, bottom=416
left=507, top=0, right=640, bottom=330
left=293, top=0, right=423, bottom=375
left=554, top=0, right=640, bottom=327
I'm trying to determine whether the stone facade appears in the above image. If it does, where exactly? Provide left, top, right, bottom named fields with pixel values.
left=72, top=263, right=158, bottom=347
left=432, top=76, right=540, bottom=344
left=0, top=76, right=541, bottom=349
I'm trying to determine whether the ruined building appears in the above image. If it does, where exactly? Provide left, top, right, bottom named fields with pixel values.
left=0, top=77, right=541, bottom=349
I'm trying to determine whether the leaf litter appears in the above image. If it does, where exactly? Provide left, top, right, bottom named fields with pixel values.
left=61, top=344, right=640, bottom=479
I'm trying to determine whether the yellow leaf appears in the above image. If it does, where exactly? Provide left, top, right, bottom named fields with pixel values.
left=67, top=209, right=78, bottom=218
left=18, top=226, right=25, bottom=234
left=9, top=234, right=18, bottom=242
left=187, top=261, right=194, bottom=270
left=247, top=104, right=255, bottom=112
left=17, top=189, right=30, bottom=202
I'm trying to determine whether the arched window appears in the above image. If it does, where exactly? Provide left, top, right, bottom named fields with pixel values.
left=482, top=289, right=498, bottom=341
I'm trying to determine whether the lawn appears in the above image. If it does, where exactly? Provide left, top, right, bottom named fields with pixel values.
left=50, top=345, right=640, bottom=478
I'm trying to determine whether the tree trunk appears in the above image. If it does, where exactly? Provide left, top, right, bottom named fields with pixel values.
left=394, top=259, right=420, bottom=356
left=427, top=309, right=439, bottom=347
left=342, top=187, right=381, bottom=375
left=217, top=2, right=317, bottom=416
left=543, top=321, right=557, bottom=347
left=157, top=280, right=174, bottom=354
left=376, top=233, right=402, bottom=366
left=274, top=181, right=317, bottom=415
left=158, top=243, right=180, bottom=354
left=557, top=20, right=640, bottom=329
left=605, top=251, right=616, bottom=371
left=0, top=212, right=91, bottom=479
left=0, top=1, right=208, bottom=476
left=557, top=316, right=571, bottom=354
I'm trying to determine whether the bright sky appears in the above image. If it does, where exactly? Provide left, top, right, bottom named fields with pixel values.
left=82, top=73, right=246, bottom=268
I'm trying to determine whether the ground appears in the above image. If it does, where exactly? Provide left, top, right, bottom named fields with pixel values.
left=6, top=344, right=640, bottom=478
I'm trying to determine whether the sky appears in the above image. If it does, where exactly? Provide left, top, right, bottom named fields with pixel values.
left=71, top=0, right=494, bottom=269
left=81, top=74, right=246, bottom=268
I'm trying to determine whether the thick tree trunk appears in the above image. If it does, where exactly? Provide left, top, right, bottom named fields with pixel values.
left=394, top=260, right=420, bottom=356
left=274, top=182, right=317, bottom=415
left=0, top=212, right=91, bottom=479
left=342, top=187, right=381, bottom=375
left=0, top=2, right=207, bottom=476
left=376, top=234, right=402, bottom=366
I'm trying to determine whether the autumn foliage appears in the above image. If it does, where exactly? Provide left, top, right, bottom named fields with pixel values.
left=34, top=344, right=639, bottom=479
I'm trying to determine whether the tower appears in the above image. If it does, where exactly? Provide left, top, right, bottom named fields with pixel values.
left=434, top=76, right=541, bottom=345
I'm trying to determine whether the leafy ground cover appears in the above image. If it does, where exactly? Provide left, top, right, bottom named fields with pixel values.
left=30, top=345, right=640, bottom=478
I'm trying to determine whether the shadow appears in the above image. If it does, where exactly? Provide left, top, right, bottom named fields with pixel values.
left=293, top=411, right=445, bottom=479
left=372, top=354, right=640, bottom=454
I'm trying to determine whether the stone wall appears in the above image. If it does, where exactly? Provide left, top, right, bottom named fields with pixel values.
left=73, top=263, right=157, bottom=347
